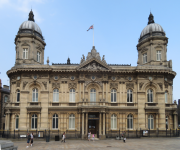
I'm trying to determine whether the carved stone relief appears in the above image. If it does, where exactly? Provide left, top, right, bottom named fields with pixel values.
left=126, top=83, right=134, bottom=89
left=110, top=83, right=118, bottom=89
left=80, top=62, right=108, bottom=71
left=42, top=81, right=47, bottom=90
left=158, top=83, right=163, bottom=91
left=68, top=83, right=77, bottom=89
left=165, top=82, right=168, bottom=88
left=23, top=81, right=28, bottom=89
left=84, top=81, right=103, bottom=89
left=16, top=82, right=20, bottom=87
left=139, top=82, right=144, bottom=90
left=23, top=74, right=31, bottom=77
left=39, top=74, right=48, bottom=78
left=52, top=83, right=60, bottom=88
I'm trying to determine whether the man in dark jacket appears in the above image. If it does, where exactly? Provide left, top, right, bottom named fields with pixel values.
left=26, top=133, right=31, bottom=148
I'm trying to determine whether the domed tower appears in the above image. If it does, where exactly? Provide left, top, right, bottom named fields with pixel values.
left=15, top=10, right=46, bottom=65
left=137, top=13, right=172, bottom=68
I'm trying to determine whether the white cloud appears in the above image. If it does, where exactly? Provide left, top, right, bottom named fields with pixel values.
left=0, top=0, right=45, bottom=23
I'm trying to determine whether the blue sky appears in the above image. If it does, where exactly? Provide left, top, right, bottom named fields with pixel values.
left=0, top=0, right=179, bottom=101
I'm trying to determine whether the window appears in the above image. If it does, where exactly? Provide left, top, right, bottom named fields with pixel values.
left=4, top=96, right=8, bottom=103
left=143, top=53, right=147, bottom=64
left=148, top=115, right=154, bottom=129
left=53, top=89, right=59, bottom=102
left=15, top=115, right=19, bottom=129
left=37, top=51, right=41, bottom=62
left=166, top=116, right=168, bottom=129
left=52, top=114, right=58, bottom=129
left=111, top=89, right=116, bottom=102
left=127, top=89, right=133, bottom=102
left=69, top=89, right=75, bottom=102
left=111, top=114, right=117, bottom=129
left=32, top=88, right=38, bottom=102
left=31, top=114, right=37, bottom=129
left=165, top=91, right=168, bottom=103
left=127, top=114, right=133, bottom=129
left=23, top=48, right=28, bottom=59
left=157, top=50, right=161, bottom=61
left=69, top=114, right=75, bottom=129
left=17, top=90, right=20, bottom=102
left=90, top=89, right=96, bottom=104
left=147, top=89, right=153, bottom=102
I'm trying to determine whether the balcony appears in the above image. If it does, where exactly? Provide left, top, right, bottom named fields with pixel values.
left=27, top=102, right=42, bottom=111
left=145, top=103, right=159, bottom=110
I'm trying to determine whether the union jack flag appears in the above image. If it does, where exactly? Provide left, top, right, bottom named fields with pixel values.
left=87, top=25, right=93, bottom=31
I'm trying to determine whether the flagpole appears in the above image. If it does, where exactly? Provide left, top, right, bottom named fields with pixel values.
left=93, top=24, right=94, bottom=46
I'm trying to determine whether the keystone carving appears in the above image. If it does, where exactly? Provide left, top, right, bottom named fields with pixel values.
left=126, top=83, right=134, bottom=89
left=23, top=81, right=28, bottom=89
left=110, top=83, right=118, bottom=89
left=139, top=82, right=144, bottom=90
left=42, top=81, right=47, bottom=90
left=68, top=83, right=77, bottom=89
left=158, top=83, right=163, bottom=91
left=52, top=83, right=60, bottom=88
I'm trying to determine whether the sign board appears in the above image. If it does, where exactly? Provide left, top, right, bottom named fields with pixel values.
left=20, top=135, right=26, bottom=137
left=143, top=130, right=148, bottom=137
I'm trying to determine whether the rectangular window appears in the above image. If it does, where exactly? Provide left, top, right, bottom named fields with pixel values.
left=15, top=118, right=19, bottom=129
left=17, top=93, right=20, bottom=102
left=37, top=52, right=41, bottom=62
left=23, top=48, right=28, bottom=59
left=165, top=92, right=168, bottom=103
left=143, top=53, right=147, bottom=64
left=157, top=50, right=161, bottom=61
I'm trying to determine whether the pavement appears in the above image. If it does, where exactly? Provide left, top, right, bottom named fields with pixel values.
left=11, top=137, right=180, bottom=150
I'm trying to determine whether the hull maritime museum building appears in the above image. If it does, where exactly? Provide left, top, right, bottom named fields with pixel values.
left=4, top=10, right=177, bottom=139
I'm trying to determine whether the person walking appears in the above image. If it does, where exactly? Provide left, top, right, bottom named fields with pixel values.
left=61, top=133, right=64, bottom=143
left=123, top=131, right=126, bottom=143
left=63, top=132, right=66, bottom=143
left=26, top=133, right=31, bottom=148
left=30, top=132, right=33, bottom=146
left=88, top=132, right=91, bottom=141
left=92, top=134, right=94, bottom=142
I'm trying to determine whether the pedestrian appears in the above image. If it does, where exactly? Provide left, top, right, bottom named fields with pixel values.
left=61, top=133, right=64, bottom=143
left=88, top=132, right=91, bottom=141
left=26, top=133, right=31, bottom=148
left=123, top=131, right=126, bottom=143
left=63, top=132, right=66, bottom=143
left=92, top=134, right=94, bottom=142
left=30, top=132, right=33, bottom=146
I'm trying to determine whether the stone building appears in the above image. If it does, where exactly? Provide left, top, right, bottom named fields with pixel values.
left=4, top=11, right=177, bottom=139
left=0, top=79, right=10, bottom=129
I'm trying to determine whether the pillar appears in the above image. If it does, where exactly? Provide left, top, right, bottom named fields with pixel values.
left=156, top=113, right=158, bottom=129
left=27, top=113, right=30, bottom=129
left=79, top=82, right=81, bottom=102
left=86, top=113, right=88, bottom=135
left=99, top=113, right=101, bottom=135
left=38, top=113, right=41, bottom=130
left=83, top=82, right=84, bottom=100
left=174, top=113, right=177, bottom=129
left=82, top=113, right=84, bottom=138
left=103, top=113, right=105, bottom=135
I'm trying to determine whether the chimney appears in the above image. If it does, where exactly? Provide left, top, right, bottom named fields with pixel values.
left=3, top=85, right=9, bottom=90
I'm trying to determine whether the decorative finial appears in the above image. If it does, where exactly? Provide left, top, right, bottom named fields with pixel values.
left=148, top=12, right=155, bottom=25
left=47, top=57, right=49, bottom=65
left=28, top=9, right=35, bottom=22
left=67, top=57, right=70, bottom=65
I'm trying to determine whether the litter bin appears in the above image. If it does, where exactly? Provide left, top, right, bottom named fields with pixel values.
left=55, top=135, right=59, bottom=141
left=46, top=136, right=50, bottom=142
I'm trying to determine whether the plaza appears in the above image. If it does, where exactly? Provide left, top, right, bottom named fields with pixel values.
left=10, top=137, right=180, bottom=150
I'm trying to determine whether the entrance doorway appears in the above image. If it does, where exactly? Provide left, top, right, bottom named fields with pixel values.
left=88, top=113, right=99, bottom=134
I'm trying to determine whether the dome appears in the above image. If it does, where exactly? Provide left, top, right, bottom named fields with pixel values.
left=18, top=10, right=43, bottom=40
left=19, top=21, right=42, bottom=35
left=139, top=13, right=165, bottom=42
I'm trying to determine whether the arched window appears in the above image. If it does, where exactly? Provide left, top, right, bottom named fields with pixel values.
left=127, top=89, right=133, bottom=102
left=53, top=89, right=59, bottom=102
left=111, top=89, right=116, bottom=102
left=31, top=114, right=37, bottom=129
left=148, top=115, right=154, bottom=129
left=166, top=116, right=168, bottom=129
left=69, top=114, right=75, bottom=129
left=111, top=114, right=117, bottom=129
left=90, top=89, right=96, bottom=103
left=147, top=89, right=153, bottom=102
left=17, top=90, right=20, bottom=102
left=37, top=51, right=41, bottom=62
left=15, top=115, right=19, bottom=129
left=52, top=114, right=58, bottom=129
left=127, top=114, right=133, bottom=129
left=32, top=88, right=38, bottom=102
left=165, top=91, right=168, bottom=103
left=69, top=89, right=75, bottom=102
left=4, top=96, right=8, bottom=103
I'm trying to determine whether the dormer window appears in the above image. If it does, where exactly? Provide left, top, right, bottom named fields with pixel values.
left=23, top=48, right=28, bottom=59
left=156, top=50, right=161, bottom=61
left=37, top=52, right=41, bottom=62
left=143, top=53, right=147, bottom=64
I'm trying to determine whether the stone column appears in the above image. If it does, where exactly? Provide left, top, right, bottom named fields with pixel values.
left=79, top=82, right=81, bottom=102
left=79, top=113, right=80, bottom=131
left=6, top=113, right=10, bottom=130
left=99, top=113, right=101, bottom=135
left=156, top=113, right=158, bottom=129
left=173, top=113, right=177, bottom=129
left=38, top=113, right=41, bottom=130
left=27, top=113, right=30, bottom=129
left=86, top=113, right=88, bottom=135
left=103, top=113, right=105, bottom=135
left=82, top=113, right=84, bottom=139
left=106, top=83, right=108, bottom=102
left=83, top=82, right=84, bottom=100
